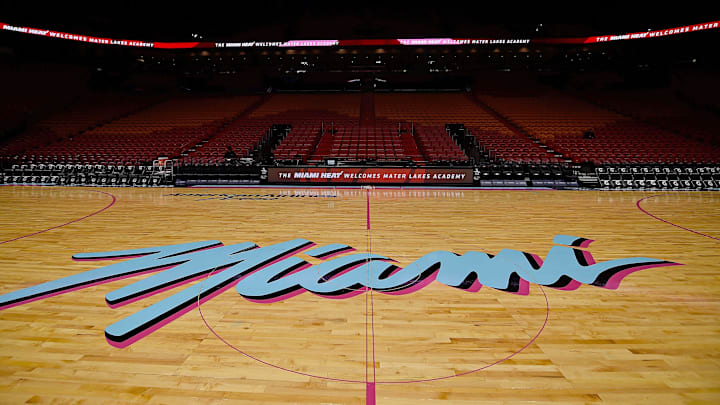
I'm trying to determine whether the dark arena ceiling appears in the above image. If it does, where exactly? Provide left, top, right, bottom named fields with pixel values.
left=1, top=2, right=718, bottom=92
left=1, top=2, right=717, bottom=42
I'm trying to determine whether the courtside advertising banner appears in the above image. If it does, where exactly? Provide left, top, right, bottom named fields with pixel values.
left=268, top=167, right=473, bottom=184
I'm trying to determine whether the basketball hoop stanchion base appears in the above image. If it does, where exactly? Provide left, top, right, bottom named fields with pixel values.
left=152, top=156, right=174, bottom=187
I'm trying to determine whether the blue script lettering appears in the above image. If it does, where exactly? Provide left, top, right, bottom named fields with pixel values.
left=0, top=236, right=679, bottom=347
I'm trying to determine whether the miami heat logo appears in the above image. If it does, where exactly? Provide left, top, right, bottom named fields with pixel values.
left=0, top=235, right=679, bottom=347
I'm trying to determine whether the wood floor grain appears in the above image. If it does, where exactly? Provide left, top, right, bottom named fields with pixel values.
left=0, top=186, right=718, bottom=404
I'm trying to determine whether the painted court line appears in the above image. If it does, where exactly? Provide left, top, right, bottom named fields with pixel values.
left=0, top=189, right=116, bottom=245
left=636, top=194, right=719, bottom=241
left=192, top=186, right=550, bottom=404
left=365, top=188, right=377, bottom=404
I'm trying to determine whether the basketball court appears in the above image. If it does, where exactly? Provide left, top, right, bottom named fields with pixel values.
left=0, top=185, right=718, bottom=403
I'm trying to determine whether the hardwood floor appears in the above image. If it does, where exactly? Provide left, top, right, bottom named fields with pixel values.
left=0, top=186, right=718, bottom=404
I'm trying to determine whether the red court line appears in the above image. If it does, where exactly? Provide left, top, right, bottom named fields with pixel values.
left=365, top=189, right=377, bottom=404
left=197, top=265, right=550, bottom=384
left=636, top=194, right=719, bottom=241
left=196, top=187, right=550, bottom=388
left=0, top=189, right=117, bottom=245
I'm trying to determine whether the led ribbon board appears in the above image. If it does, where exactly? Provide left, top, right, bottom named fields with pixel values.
left=2, top=21, right=718, bottom=49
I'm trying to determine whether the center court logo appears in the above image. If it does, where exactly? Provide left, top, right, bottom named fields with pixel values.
left=0, top=235, right=679, bottom=347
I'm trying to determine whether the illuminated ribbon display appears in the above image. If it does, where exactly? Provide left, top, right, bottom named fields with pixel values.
left=1, top=20, right=718, bottom=49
